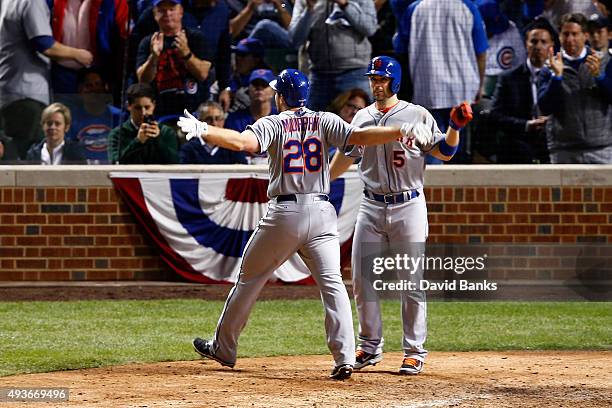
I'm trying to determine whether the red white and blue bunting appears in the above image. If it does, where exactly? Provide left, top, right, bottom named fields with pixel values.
left=110, top=171, right=363, bottom=283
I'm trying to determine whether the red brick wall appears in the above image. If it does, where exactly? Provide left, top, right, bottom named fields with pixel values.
left=1, top=182, right=611, bottom=281
left=0, top=187, right=173, bottom=281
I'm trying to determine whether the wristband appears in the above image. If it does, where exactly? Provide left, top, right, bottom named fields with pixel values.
left=449, top=119, right=462, bottom=131
left=438, top=139, right=458, bottom=156
left=183, top=52, right=193, bottom=61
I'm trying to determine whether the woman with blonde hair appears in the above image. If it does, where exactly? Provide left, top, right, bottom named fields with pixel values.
left=327, top=88, right=369, bottom=124
left=25, top=103, right=86, bottom=164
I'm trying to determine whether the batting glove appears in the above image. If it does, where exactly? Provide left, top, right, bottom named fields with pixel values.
left=449, top=102, right=474, bottom=130
left=400, top=122, right=433, bottom=148
left=177, top=109, right=208, bottom=141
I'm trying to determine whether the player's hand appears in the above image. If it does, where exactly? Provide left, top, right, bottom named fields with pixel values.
left=177, top=109, right=208, bottom=141
left=400, top=122, right=433, bottom=148
left=137, top=122, right=160, bottom=143
left=585, top=54, right=601, bottom=77
left=174, top=30, right=191, bottom=59
left=449, top=101, right=473, bottom=130
left=151, top=32, right=164, bottom=57
left=549, top=47, right=564, bottom=77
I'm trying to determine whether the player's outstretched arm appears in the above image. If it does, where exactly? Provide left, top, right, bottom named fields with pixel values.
left=330, top=153, right=354, bottom=181
left=348, top=126, right=402, bottom=146
left=428, top=102, right=473, bottom=161
left=205, top=127, right=260, bottom=153
left=177, top=110, right=260, bottom=153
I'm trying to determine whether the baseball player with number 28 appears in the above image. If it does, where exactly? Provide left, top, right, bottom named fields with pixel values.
left=178, top=68, right=430, bottom=380
left=330, top=56, right=473, bottom=375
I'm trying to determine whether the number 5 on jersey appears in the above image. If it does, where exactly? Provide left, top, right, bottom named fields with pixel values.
left=283, top=137, right=323, bottom=173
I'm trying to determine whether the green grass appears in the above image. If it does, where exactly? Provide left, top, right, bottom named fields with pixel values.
left=0, top=300, right=610, bottom=376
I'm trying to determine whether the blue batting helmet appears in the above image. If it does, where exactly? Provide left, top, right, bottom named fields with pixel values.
left=269, top=69, right=310, bottom=108
left=365, top=56, right=402, bottom=94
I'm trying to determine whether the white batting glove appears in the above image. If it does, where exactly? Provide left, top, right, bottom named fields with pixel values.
left=400, top=122, right=433, bottom=148
left=177, top=109, right=208, bottom=141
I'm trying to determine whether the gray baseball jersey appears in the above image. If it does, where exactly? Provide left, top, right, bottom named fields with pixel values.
left=248, top=108, right=355, bottom=197
left=349, top=100, right=444, bottom=193
left=348, top=100, right=441, bottom=366
left=209, top=107, right=356, bottom=369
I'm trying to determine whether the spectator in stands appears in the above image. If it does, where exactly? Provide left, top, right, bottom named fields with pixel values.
left=187, top=0, right=233, bottom=110
left=25, top=103, right=86, bottom=165
left=488, top=18, right=556, bottom=164
left=131, top=0, right=232, bottom=112
left=108, top=83, right=179, bottom=164
left=225, top=68, right=276, bottom=163
left=289, top=0, right=377, bottom=111
left=523, top=0, right=601, bottom=30
left=0, top=134, right=19, bottom=163
left=136, top=0, right=212, bottom=117
left=49, top=0, right=129, bottom=99
left=478, top=0, right=526, bottom=97
left=229, top=0, right=293, bottom=49
left=394, top=0, right=488, bottom=163
left=587, top=14, right=611, bottom=54
left=538, top=13, right=612, bottom=163
left=0, top=0, right=93, bottom=160
left=179, top=101, right=248, bottom=164
left=65, top=68, right=123, bottom=164
left=218, top=38, right=269, bottom=113
left=327, top=88, right=369, bottom=124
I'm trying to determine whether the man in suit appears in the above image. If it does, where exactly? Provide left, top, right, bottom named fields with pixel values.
left=488, top=18, right=556, bottom=163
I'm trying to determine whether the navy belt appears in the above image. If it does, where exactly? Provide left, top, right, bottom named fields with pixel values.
left=276, top=194, right=329, bottom=202
left=364, top=189, right=420, bottom=204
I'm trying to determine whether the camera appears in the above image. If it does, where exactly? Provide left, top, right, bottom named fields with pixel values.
left=143, top=115, right=155, bottom=124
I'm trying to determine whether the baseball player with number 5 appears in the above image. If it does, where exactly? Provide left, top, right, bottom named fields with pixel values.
left=178, top=68, right=429, bottom=380
left=330, top=56, right=473, bottom=375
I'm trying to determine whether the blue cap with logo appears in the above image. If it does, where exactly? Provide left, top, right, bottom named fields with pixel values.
left=231, top=38, right=264, bottom=56
left=249, top=69, right=276, bottom=85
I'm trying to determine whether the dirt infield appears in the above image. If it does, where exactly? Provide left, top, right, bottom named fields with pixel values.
left=0, top=351, right=609, bottom=407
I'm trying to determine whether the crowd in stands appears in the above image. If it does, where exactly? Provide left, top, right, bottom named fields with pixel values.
left=0, top=0, right=611, bottom=165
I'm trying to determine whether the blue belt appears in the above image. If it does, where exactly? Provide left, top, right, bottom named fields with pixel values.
left=364, top=189, right=420, bottom=204
left=276, top=194, right=329, bottom=202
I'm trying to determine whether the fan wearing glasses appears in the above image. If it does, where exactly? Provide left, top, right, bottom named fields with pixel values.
left=179, top=101, right=248, bottom=164
left=328, top=88, right=369, bottom=124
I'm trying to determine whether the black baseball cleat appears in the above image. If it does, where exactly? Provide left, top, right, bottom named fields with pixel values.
left=399, top=357, right=424, bottom=375
left=192, top=338, right=235, bottom=368
left=329, top=364, right=353, bottom=380
left=354, top=350, right=383, bottom=370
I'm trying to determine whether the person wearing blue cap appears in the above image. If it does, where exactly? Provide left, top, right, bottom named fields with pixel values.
left=225, top=68, right=277, bottom=163
left=136, top=0, right=213, bottom=117
left=217, top=38, right=270, bottom=113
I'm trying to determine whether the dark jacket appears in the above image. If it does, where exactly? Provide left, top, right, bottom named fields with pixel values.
left=179, top=137, right=247, bottom=164
left=107, top=120, right=179, bottom=164
left=538, top=49, right=612, bottom=152
left=489, top=62, right=549, bottom=163
left=25, top=139, right=87, bottom=164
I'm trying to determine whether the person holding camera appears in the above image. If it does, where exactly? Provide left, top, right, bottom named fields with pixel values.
left=108, top=83, right=179, bottom=164
left=136, top=0, right=212, bottom=117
